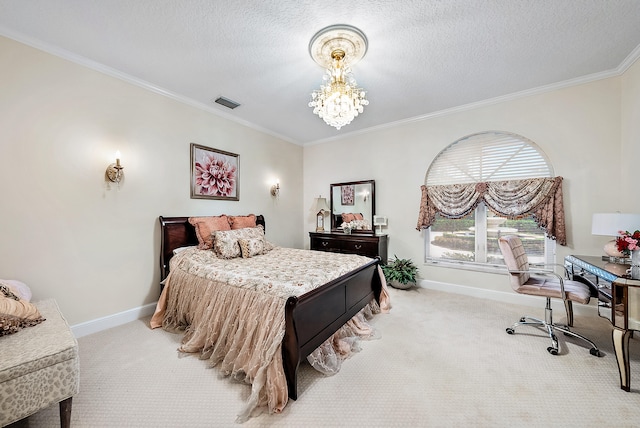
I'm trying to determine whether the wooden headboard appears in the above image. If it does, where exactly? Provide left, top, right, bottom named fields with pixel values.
left=159, top=215, right=265, bottom=281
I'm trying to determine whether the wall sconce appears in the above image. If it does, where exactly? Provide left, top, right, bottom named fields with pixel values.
left=106, top=151, right=124, bottom=183
left=270, top=180, right=280, bottom=197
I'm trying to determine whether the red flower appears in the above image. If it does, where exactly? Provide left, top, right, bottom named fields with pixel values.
left=616, top=230, right=640, bottom=255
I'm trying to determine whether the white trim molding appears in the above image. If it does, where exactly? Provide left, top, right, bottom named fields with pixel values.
left=71, top=302, right=157, bottom=338
left=0, top=27, right=298, bottom=146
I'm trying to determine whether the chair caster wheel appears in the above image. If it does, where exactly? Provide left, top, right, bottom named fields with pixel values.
left=547, top=346, right=558, bottom=355
left=506, top=328, right=515, bottom=334
left=590, top=348, right=602, bottom=357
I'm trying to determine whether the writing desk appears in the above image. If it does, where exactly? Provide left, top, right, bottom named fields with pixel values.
left=565, top=255, right=640, bottom=391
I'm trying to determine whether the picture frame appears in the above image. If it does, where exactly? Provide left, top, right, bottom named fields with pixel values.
left=341, top=184, right=355, bottom=205
left=373, top=215, right=387, bottom=226
left=190, top=143, right=239, bottom=200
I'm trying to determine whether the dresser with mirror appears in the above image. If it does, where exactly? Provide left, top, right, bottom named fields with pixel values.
left=309, top=180, right=388, bottom=263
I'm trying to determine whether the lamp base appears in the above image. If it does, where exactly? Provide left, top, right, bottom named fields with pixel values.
left=604, top=240, right=623, bottom=258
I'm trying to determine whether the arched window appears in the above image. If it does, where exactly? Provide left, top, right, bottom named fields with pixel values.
left=418, top=131, right=563, bottom=269
left=426, top=131, right=553, bottom=184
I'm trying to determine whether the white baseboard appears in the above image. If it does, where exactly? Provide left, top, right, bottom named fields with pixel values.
left=71, top=302, right=158, bottom=338
left=418, top=279, right=599, bottom=317
left=70, top=280, right=600, bottom=339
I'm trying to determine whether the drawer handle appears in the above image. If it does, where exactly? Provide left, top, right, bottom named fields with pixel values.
left=322, top=241, right=329, bottom=247
left=354, top=244, right=362, bottom=249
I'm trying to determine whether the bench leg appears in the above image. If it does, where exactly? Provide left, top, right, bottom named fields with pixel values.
left=59, top=397, right=72, bottom=428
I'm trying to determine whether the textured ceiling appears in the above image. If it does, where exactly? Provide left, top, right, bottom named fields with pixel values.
left=1, top=0, right=640, bottom=145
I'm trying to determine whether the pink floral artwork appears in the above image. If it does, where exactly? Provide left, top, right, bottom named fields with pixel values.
left=191, top=144, right=239, bottom=200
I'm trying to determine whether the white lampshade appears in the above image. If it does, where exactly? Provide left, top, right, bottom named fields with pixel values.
left=315, top=197, right=330, bottom=213
left=592, top=213, right=640, bottom=236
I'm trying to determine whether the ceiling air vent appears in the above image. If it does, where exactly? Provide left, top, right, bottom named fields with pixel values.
left=213, top=96, right=240, bottom=109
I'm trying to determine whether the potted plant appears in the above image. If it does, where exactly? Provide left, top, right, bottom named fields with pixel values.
left=381, top=255, right=418, bottom=289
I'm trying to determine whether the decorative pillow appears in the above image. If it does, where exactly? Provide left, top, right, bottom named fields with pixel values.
left=263, top=239, right=275, bottom=253
left=341, top=213, right=356, bottom=223
left=353, top=213, right=364, bottom=220
left=212, top=225, right=266, bottom=259
left=0, top=279, right=32, bottom=301
left=238, top=238, right=265, bottom=258
left=229, top=214, right=257, bottom=230
left=188, top=215, right=231, bottom=249
left=0, top=285, right=45, bottom=336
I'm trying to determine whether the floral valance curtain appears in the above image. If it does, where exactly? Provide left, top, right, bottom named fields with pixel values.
left=416, top=176, right=566, bottom=245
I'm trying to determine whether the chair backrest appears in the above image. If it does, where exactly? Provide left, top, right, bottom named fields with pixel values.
left=498, top=235, right=530, bottom=290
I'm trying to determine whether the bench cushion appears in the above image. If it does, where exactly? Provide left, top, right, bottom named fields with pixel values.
left=0, top=299, right=79, bottom=425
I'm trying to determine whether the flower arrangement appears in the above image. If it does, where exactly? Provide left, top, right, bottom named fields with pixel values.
left=341, top=221, right=356, bottom=233
left=615, top=230, right=640, bottom=256
left=341, top=219, right=371, bottom=232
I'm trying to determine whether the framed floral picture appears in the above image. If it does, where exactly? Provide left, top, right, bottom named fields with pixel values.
left=190, top=143, right=239, bottom=200
left=341, top=184, right=355, bottom=205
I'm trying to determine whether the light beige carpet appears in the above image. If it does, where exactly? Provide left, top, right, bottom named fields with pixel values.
left=9, top=287, right=640, bottom=427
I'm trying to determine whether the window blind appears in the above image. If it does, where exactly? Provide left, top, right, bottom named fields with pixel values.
left=426, top=131, right=553, bottom=185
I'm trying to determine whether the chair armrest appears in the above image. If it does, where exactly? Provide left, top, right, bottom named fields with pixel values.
left=506, top=268, right=567, bottom=299
left=530, top=263, right=570, bottom=277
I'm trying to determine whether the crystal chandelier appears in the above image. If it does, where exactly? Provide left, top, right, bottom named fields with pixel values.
left=308, top=25, right=369, bottom=130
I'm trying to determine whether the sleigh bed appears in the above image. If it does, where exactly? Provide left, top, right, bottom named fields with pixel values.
left=151, top=215, right=388, bottom=419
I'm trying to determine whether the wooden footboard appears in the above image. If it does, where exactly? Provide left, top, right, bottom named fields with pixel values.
left=282, top=257, right=382, bottom=400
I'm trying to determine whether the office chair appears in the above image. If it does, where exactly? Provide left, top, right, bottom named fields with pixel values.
left=497, top=235, right=602, bottom=357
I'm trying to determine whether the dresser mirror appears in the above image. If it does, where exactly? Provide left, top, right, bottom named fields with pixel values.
left=330, top=180, right=375, bottom=233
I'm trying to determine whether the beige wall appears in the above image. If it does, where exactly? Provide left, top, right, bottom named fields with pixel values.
left=0, top=36, right=303, bottom=325
left=621, top=58, right=640, bottom=213
left=303, top=71, right=634, bottom=292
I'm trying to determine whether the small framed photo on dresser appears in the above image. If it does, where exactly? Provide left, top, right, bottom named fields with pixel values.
left=190, top=143, right=239, bottom=200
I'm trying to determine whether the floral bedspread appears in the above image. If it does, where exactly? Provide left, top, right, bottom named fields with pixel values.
left=170, top=246, right=374, bottom=299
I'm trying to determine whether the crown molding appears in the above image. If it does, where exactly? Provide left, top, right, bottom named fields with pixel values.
left=3, top=26, right=638, bottom=148
left=0, top=28, right=300, bottom=146
left=617, top=42, right=640, bottom=73
left=307, top=66, right=624, bottom=146
left=307, top=42, right=640, bottom=146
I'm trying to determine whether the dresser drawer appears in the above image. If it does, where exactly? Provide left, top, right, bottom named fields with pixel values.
left=310, top=236, right=341, bottom=252
left=341, top=240, right=378, bottom=257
